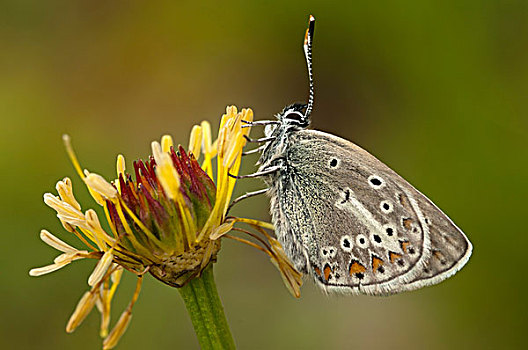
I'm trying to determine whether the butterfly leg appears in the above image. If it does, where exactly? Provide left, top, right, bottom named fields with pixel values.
left=228, top=165, right=282, bottom=179
left=242, top=145, right=266, bottom=156
left=226, top=188, right=269, bottom=215
left=243, top=135, right=275, bottom=143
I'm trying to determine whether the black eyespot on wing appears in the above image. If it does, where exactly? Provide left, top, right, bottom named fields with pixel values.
left=342, top=238, right=350, bottom=248
left=373, top=235, right=382, bottom=243
left=370, top=178, right=382, bottom=186
left=329, top=158, right=338, bottom=167
left=386, top=227, right=394, bottom=236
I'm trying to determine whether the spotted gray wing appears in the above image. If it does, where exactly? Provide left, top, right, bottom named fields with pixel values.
left=270, top=129, right=472, bottom=296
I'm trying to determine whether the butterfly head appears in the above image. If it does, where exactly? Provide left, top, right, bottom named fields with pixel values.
left=278, top=103, right=310, bottom=128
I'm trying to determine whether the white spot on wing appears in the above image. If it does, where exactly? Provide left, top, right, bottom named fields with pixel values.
left=356, top=234, right=369, bottom=249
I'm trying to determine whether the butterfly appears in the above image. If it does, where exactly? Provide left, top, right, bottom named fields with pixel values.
left=238, top=15, right=472, bottom=295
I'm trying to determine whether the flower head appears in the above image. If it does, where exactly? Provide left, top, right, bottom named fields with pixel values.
left=30, top=106, right=302, bottom=349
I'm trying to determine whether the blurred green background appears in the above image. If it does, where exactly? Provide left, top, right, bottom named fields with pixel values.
left=2, top=1, right=527, bottom=349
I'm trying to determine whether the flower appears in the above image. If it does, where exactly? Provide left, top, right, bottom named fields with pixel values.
left=30, top=106, right=302, bottom=349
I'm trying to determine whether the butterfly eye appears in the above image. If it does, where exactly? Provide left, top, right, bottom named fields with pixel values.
left=284, top=111, right=304, bottom=121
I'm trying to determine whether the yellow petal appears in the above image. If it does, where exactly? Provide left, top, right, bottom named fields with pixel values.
left=201, top=121, right=212, bottom=155
left=152, top=141, right=182, bottom=200
left=161, top=135, right=174, bottom=153
left=188, top=125, right=202, bottom=157
left=116, top=154, right=126, bottom=178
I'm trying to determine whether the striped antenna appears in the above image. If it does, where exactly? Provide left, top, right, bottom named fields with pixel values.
left=303, top=15, right=316, bottom=118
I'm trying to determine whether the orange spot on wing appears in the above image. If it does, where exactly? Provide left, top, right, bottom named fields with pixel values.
left=349, top=261, right=366, bottom=275
left=323, top=265, right=332, bottom=281
left=401, top=241, right=410, bottom=253
left=402, top=218, right=413, bottom=229
left=372, top=256, right=384, bottom=272
left=389, top=251, right=402, bottom=263
left=399, top=193, right=411, bottom=209
left=314, top=266, right=322, bottom=277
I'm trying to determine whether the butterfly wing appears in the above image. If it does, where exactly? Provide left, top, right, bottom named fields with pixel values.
left=268, top=129, right=472, bottom=295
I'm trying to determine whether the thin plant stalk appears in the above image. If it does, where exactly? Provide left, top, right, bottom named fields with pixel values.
left=178, top=265, right=236, bottom=349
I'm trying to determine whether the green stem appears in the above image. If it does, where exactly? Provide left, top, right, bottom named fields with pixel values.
left=178, top=265, right=236, bottom=349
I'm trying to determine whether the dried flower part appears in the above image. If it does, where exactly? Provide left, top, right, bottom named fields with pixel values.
left=103, top=311, right=132, bottom=350
left=268, top=237, right=303, bottom=298
left=56, top=177, right=81, bottom=211
left=43, top=193, right=87, bottom=231
left=209, top=220, right=236, bottom=240
left=84, top=172, right=119, bottom=200
left=39, top=229, right=77, bottom=253
left=53, top=250, right=90, bottom=264
left=102, top=275, right=142, bottom=349
left=29, top=260, right=71, bottom=276
left=66, top=291, right=97, bottom=333
left=97, top=266, right=123, bottom=338
left=88, top=249, right=114, bottom=286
